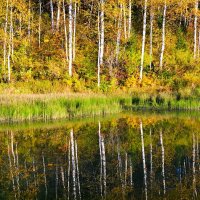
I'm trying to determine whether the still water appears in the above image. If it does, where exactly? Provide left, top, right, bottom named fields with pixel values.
left=0, top=112, right=199, bottom=199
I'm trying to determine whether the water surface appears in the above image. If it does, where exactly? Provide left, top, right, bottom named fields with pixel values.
left=0, top=112, right=199, bottom=199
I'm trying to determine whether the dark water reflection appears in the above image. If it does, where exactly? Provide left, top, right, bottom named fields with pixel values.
left=0, top=113, right=200, bottom=199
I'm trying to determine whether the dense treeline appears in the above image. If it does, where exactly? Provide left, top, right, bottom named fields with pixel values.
left=0, top=0, right=200, bottom=95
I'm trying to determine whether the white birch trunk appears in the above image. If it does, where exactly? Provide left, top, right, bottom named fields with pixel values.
left=11, top=1, right=14, bottom=57
left=128, top=0, right=132, bottom=39
left=28, top=0, right=31, bottom=41
left=3, top=0, right=9, bottom=67
left=139, top=0, right=148, bottom=81
left=50, top=0, right=54, bottom=31
left=73, top=2, right=77, bottom=61
left=194, top=0, right=198, bottom=59
left=97, top=0, right=105, bottom=87
left=56, top=0, right=61, bottom=30
left=97, top=11, right=101, bottom=87
left=123, top=4, right=127, bottom=40
left=159, top=1, right=167, bottom=70
left=39, top=0, right=42, bottom=48
left=116, top=4, right=122, bottom=63
left=69, top=0, right=73, bottom=76
left=62, top=0, right=68, bottom=61
left=149, top=3, right=154, bottom=70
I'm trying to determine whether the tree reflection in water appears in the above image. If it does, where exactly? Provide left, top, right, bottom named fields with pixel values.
left=0, top=113, right=199, bottom=199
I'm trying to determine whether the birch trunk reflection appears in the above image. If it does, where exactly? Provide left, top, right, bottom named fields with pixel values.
left=160, top=129, right=166, bottom=195
left=98, top=121, right=106, bottom=197
left=140, top=121, right=147, bottom=200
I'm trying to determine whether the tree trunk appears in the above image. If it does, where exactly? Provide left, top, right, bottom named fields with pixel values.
left=97, top=0, right=105, bottom=87
left=3, top=0, right=9, bottom=67
left=159, top=0, right=167, bottom=70
left=149, top=2, right=154, bottom=70
left=73, top=2, right=77, bottom=61
left=128, top=0, right=132, bottom=39
left=139, top=0, right=148, bottom=81
left=194, top=0, right=198, bottom=59
left=62, top=0, right=68, bottom=61
left=116, top=4, right=122, bottom=64
left=56, top=0, right=61, bottom=30
left=69, top=0, right=73, bottom=76
left=28, top=0, right=31, bottom=41
left=123, top=3, right=127, bottom=40
left=50, top=0, right=54, bottom=31
left=39, top=0, right=42, bottom=48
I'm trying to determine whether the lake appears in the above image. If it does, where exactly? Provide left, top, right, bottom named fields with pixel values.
left=0, top=112, right=199, bottom=199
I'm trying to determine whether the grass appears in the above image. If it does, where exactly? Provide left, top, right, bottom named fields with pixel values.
left=0, top=94, right=132, bottom=122
left=0, top=93, right=199, bottom=122
left=128, top=94, right=200, bottom=111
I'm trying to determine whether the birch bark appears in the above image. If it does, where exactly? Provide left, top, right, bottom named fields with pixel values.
left=63, top=0, right=68, bottom=61
left=194, top=0, right=198, bottom=59
left=50, top=0, right=54, bottom=31
left=128, top=0, right=132, bottom=39
left=139, top=0, right=148, bottom=81
left=69, top=0, right=73, bottom=76
left=98, top=0, right=105, bottom=87
left=159, top=0, right=167, bottom=70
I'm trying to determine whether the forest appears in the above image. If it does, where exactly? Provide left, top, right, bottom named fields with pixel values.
left=0, top=0, right=200, bottom=97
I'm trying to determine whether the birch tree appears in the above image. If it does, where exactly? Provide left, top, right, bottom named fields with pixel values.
left=128, top=0, right=132, bottom=39
left=3, top=0, right=9, bottom=67
left=73, top=2, right=77, bottom=61
left=38, top=0, right=42, bottom=48
left=50, top=0, right=54, bottom=31
left=116, top=4, right=122, bottom=64
left=56, top=0, right=61, bottom=30
left=194, top=0, right=198, bottom=59
left=149, top=0, right=154, bottom=70
left=139, top=0, right=148, bottom=81
left=97, top=0, right=105, bottom=87
left=123, top=3, right=127, bottom=40
left=159, top=0, right=167, bottom=70
left=28, top=0, right=31, bottom=41
left=69, top=0, right=73, bottom=76
left=63, top=0, right=68, bottom=62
